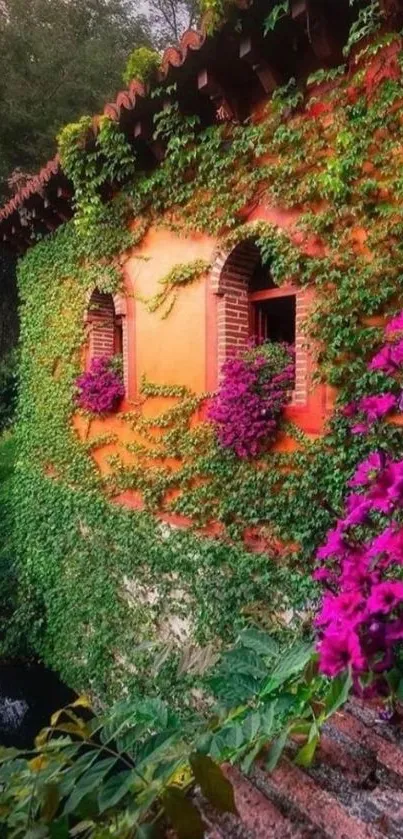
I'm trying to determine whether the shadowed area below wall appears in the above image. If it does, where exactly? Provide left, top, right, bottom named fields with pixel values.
left=0, top=662, right=74, bottom=749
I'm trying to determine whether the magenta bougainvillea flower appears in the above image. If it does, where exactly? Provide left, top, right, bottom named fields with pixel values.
left=385, top=312, right=403, bottom=337
left=318, top=627, right=366, bottom=677
left=349, top=452, right=383, bottom=487
left=368, top=526, right=403, bottom=561
left=358, top=393, right=397, bottom=421
left=316, top=313, right=403, bottom=691
left=367, top=582, right=403, bottom=616
left=369, top=340, right=403, bottom=374
left=75, top=356, right=124, bottom=414
left=209, top=342, right=294, bottom=458
left=344, top=393, right=397, bottom=434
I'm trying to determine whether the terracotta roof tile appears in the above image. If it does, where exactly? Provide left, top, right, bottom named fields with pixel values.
left=0, top=154, right=61, bottom=223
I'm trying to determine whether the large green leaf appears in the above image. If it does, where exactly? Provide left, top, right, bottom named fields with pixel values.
left=224, top=722, right=244, bottom=750
left=238, top=629, right=279, bottom=657
left=294, top=734, right=319, bottom=768
left=63, top=757, right=117, bottom=814
left=190, top=754, right=237, bottom=814
left=261, top=643, right=314, bottom=696
left=40, top=783, right=60, bottom=822
left=163, top=788, right=205, bottom=839
left=265, top=728, right=289, bottom=772
left=97, top=769, right=135, bottom=814
left=209, top=672, right=262, bottom=705
left=220, top=648, right=269, bottom=679
left=240, top=739, right=265, bottom=774
left=136, top=729, right=182, bottom=771
left=324, top=670, right=352, bottom=719
left=242, top=711, right=261, bottom=742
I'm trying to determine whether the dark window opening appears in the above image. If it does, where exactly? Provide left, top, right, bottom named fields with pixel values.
left=252, top=296, right=296, bottom=346
left=250, top=261, right=276, bottom=292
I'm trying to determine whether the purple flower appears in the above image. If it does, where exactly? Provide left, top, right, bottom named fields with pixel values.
left=343, top=402, right=358, bottom=418
left=75, top=356, right=124, bottom=415
left=369, top=461, right=403, bottom=513
left=344, top=493, right=372, bottom=527
left=368, top=526, right=403, bottom=563
left=357, top=393, right=397, bottom=422
left=369, top=345, right=394, bottom=374
left=349, top=452, right=383, bottom=488
left=209, top=343, right=294, bottom=458
left=367, top=582, right=403, bottom=615
left=369, top=341, right=403, bottom=374
left=316, top=526, right=347, bottom=560
left=385, top=311, right=403, bottom=337
left=318, top=627, right=366, bottom=677
left=351, top=421, right=370, bottom=435
left=316, top=592, right=366, bottom=628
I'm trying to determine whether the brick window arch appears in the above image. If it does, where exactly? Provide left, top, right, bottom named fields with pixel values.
left=85, top=289, right=128, bottom=392
left=210, top=240, right=309, bottom=406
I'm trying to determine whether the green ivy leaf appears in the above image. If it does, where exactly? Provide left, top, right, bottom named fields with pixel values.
left=238, top=629, right=279, bottom=657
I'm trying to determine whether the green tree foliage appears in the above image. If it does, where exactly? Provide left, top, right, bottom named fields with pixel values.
left=0, top=0, right=151, bottom=200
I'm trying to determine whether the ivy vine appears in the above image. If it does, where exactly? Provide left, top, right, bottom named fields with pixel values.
left=11, top=21, right=403, bottom=707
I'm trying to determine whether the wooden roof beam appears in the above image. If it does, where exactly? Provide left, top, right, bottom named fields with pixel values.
left=197, top=69, right=238, bottom=122
left=134, top=120, right=165, bottom=162
left=239, top=36, right=283, bottom=93
left=291, top=0, right=346, bottom=64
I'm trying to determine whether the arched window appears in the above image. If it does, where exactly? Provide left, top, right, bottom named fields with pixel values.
left=87, top=289, right=122, bottom=361
left=210, top=240, right=309, bottom=406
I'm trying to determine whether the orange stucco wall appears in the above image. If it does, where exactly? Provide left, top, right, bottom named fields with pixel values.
left=73, top=208, right=332, bottom=491
left=131, top=226, right=216, bottom=394
left=71, top=129, right=367, bottom=546
left=74, top=224, right=217, bottom=476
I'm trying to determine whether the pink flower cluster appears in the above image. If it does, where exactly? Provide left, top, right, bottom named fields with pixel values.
left=315, top=453, right=403, bottom=683
left=316, top=311, right=403, bottom=690
left=343, top=393, right=397, bottom=434
left=209, top=343, right=294, bottom=458
left=75, top=356, right=124, bottom=414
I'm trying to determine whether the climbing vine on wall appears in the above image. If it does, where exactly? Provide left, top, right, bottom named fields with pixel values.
left=12, top=19, right=403, bottom=705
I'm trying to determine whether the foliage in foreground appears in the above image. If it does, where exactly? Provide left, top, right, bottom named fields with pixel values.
left=0, top=633, right=352, bottom=838
left=11, top=9, right=403, bottom=707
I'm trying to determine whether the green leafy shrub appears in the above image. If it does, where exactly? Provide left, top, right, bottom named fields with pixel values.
left=123, top=47, right=160, bottom=87
left=0, top=633, right=352, bottom=837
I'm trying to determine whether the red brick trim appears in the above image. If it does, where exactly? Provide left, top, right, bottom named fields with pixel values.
left=211, top=241, right=260, bottom=370
left=85, top=289, right=129, bottom=393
